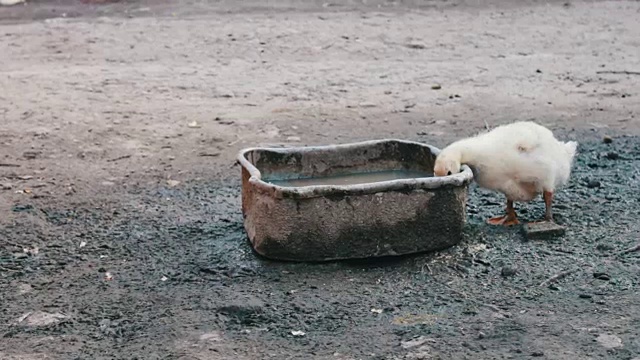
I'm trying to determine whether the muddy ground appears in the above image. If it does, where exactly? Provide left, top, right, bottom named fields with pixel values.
left=1, top=0, right=640, bottom=359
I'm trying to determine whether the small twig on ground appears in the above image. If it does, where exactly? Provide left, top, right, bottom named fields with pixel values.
left=446, top=286, right=468, bottom=299
left=228, top=135, right=243, bottom=146
left=617, top=243, right=640, bottom=256
left=197, top=152, right=221, bottom=157
left=0, top=163, right=21, bottom=167
left=538, top=246, right=637, bottom=287
left=483, top=120, right=490, bottom=131
left=480, top=303, right=503, bottom=313
left=539, top=266, right=584, bottom=287
left=444, top=285, right=509, bottom=316
left=551, top=247, right=575, bottom=255
left=596, top=70, right=640, bottom=75
left=106, top=155, right=132, bottom=162
left=420, top=263, right=432, bottom=275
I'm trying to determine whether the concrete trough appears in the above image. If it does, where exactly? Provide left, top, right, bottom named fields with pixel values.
left=237, top=139, right=473, bottom=261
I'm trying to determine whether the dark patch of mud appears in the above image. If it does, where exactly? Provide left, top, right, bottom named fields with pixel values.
left=1, top=138, right=639, bottom=359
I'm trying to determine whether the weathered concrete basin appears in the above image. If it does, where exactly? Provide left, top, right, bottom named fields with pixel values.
left=237, top=139, right=474, bottom=261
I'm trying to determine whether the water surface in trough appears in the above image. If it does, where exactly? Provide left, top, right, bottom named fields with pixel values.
left=266, top=169, right=432, bottom=187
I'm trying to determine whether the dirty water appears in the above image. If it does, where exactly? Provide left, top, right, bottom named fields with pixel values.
left=265, top=170, right=433, bottom=187
left=0, top=138, right=639, bottom=359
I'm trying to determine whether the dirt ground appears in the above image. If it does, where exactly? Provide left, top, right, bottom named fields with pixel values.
left=1, top=0, right=640, bottom=359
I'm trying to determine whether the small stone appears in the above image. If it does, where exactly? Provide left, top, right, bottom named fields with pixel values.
left=166, top=180, right=180, bottom=187
left=596, top=243, right=615, bottom=252
left=531, top=351, right=544, bottom=357
left=217, top=119, right=235, bottom=125
left=23, top=247, right=39, bottom=256
left=291, top=330, right=306, bottom=337
left=23, top=151, right=39, bottom=159
left=15, top=311, right=67, bottom=327
left=501, top=266, right=517, bottom=278
left=536, top=69, right=542, bottom=73
left=586, top=179, right=601, bottom=189
left=217, top=297, right=264, bottom=317
left=405, top=43, right=426, bottom=50
left=462, top=306, right=478, bottom=315
left=218, top=91, right=234, bottom=98
left=593, top=272, right=610, bottom=281
left=579, top=294, right=592, bottom=299
left=605, top=152, right=619, bottom=160
left=596, top=334, right=622, bottom=349
left=431, top=84, right=442, bottom=90
left=1, top=183, right=12, bottom=190
left=401, top=336, right=430, bottom=349
left=199, top=331, right=222, bottom=342
left=12, top=204, right=34, bottom=213
left=358, top=102, right=376, bottom=108
left=462, top=342, right=478, bottom=351
left=286, top=136, right=301, bottom=142
left=522, top=221, right=566, bottom=240
left=602, top=135, right=613, bottom=144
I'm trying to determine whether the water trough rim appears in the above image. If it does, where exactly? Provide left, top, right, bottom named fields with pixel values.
left=237, top=139, right=474, bottom=199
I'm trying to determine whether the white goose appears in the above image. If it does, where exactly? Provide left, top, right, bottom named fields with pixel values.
left=434, top=121, right=578, bottom=225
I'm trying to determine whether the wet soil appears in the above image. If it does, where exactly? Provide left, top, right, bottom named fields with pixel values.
left=1, top=0, right=640, bottom=359
left=1, top=138, right=639, bottom=359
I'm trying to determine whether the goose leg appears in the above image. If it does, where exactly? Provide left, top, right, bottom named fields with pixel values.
left=487, top=200, right=520, bottom=226
left=543, top=191, right=554, bottom=222
left=528, top=191, right=556, bottom=224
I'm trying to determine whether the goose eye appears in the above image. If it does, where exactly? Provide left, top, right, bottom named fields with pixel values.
left=447, top=171, right=452, bottom=176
